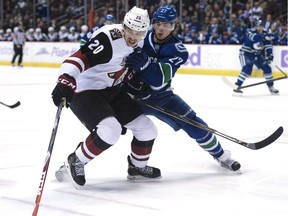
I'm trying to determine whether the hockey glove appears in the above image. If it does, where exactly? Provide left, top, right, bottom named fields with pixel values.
left=125, top=47, right=150, bottom=72
left=267, top=54, right=274, bottom=64
left=52, top=73, right=76, bottom=107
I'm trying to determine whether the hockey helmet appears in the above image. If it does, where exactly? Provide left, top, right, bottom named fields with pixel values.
left=104, top=14, right=115, bottom=22
left=152, top=5, right=177, bottom=24
left=123, top=6, right=150, bottom=32
left=254, top=19, right=264, bottom=27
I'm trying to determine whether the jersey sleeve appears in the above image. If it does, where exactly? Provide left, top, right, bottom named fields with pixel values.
left=139, top=42, right=188, bottom=87
left=60, top=31, right=113, bottom=78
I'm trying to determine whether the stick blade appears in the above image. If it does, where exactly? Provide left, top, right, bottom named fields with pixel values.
left=247, top=126, right=284, bottom=150
left=221, top=76, right=237, bottom=89
left=10, top=101, right=21, bottom=108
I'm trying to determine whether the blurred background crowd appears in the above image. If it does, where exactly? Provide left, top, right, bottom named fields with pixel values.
left=0, top=0, right=287, bottom=45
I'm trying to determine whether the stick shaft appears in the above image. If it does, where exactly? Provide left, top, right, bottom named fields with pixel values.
left=32, top=102, right=64, bottom=216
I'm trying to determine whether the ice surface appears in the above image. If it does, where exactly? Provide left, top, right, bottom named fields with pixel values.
left=0, top=66, right=287, bottom=216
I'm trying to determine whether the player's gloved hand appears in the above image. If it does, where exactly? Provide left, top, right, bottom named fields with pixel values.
left=123, top=69, right=148, bottom=91
left=267, top=54, right=274, bottom=63
left=51, top=73, right=76, bottom=107
left=125, top=47, right=150, bottom=72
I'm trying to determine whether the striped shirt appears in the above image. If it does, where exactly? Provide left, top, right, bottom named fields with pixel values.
left=12, top=30, right=26, bottom=46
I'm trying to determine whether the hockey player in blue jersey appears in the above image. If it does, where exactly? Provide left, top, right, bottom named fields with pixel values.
left=80, top=14, right=115, bottom=47
left=233, top=19, right=279, bottom=94
left=123, top=5, right=241, bottom=172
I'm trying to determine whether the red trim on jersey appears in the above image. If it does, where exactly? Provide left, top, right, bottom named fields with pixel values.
left=71, top=50, right=91, bottom=71
left=63, top=59, right=82, bottom=72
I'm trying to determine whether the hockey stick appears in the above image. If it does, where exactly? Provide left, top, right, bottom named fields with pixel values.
left=0, top=101, right=21, bottom=108
left=222, top=64, right=287, bottom=90
left=273, top=63, right=288, bottom=77
left=135, top=98, right=283, bottom=150
left=32, top=100, right=65, bottom=216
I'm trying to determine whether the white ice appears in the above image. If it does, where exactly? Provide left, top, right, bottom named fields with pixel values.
left=0, top=65, right=287, bottom=216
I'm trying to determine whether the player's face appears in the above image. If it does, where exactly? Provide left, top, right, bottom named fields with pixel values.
left=123, top=26, right=146, bottom=47
left=256, top=26, right=264, bottom=34
left=152, top=21, right=175, bottom=42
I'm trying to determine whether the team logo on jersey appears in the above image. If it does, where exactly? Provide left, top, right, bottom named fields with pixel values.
left=109, top=28, right=122, bottom=40
left=108, top=67, right=128, bottom=86
left=175, top=43, right=187, bottom=52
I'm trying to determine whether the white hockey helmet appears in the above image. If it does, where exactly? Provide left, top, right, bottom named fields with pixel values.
left=6, top=28, right=12, bottom=33
left=60, top=26, right=66, bottom=31
left=48, top=26, right=54, bottom=32
left=13, top=27, right=19, bottom=33
left=123, top=6, right=150, bottom=32
left=81, top=25, right=88, bottom=32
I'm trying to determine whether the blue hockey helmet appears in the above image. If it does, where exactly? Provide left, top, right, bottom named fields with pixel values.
left=152, top=5, right=177, bottom=23
left=254, top=19, right=264, bottom=27
left=104, top=14, right=115, bottom=22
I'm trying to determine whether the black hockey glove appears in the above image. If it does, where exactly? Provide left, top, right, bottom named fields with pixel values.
left=51, top=73, right=76, bottom=107
left=125, top=47, right=150, bottom=72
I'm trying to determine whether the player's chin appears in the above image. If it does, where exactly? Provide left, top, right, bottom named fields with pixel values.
left=126, top=39, right=138, bottom=47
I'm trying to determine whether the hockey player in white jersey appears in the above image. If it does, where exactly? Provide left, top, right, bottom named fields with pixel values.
left=52, top=6, right=161, bottom=189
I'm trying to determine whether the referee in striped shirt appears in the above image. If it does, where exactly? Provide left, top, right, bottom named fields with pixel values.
left=11, top=23, right=26, bottom=67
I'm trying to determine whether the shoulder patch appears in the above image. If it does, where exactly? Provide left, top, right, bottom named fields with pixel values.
left=175, top=43, right=187, bottom=52
left=109, top=28, right=123, bottom=40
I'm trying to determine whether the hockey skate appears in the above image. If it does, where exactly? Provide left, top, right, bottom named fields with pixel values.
left=214, top=150, right=241, bottom=172
left=65, top=152, right=86, bottom=189
left=55, top=165, right=69, bottom=182
left=269, top=86, right=279, bottom=94
left=233, top=87, right=243, bottom=94
left=127, top=155, right=162, bottom=180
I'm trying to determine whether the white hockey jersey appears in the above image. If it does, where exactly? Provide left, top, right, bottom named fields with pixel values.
left=58, top=24, right=137, bottom=93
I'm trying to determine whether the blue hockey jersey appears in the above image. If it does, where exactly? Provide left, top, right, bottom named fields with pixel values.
left=240, top=28, right=273, bottom=57
left=137, top=31, right=188, bottom=91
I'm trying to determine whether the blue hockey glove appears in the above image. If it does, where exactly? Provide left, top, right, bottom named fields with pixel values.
left=125, top=47, right=150, bottom=72
left=52, top=73, right=76, bottom=107
left=267, top=54, right=274, bottom=63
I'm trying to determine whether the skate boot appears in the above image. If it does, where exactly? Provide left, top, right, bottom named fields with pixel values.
left=65, top=152, right=86, bottom=188
left=269, top=86, right=279, bottom=94
left=55, top=165, right=69, bottom=182
left=214, top=150, right=241, bottom=172
left=127, top=155, right=161, bottom=180
left=233, top=87, right=243, bottom=94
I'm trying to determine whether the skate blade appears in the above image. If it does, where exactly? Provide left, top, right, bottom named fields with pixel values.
left=127, top=175, right=162, bottom=181
left=235, top=169, right=242, bottom=174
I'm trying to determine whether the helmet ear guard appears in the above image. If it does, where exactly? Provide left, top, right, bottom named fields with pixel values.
left=123, top=6, right=150, bottom=32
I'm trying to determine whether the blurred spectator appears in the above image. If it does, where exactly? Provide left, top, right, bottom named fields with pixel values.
left=79, top=25, right=88, bottom=38
left=278, top=27, right=288, bottom=45
left=232, top=18, right=247, bottom=44
left=26, top=28, right=35, bottom=41
left=33, top=28, right=48, bottom=41
left=264, top=14, right=272, bottom=31
left=207, top=28, right=223, bottom=44
left=68, top=26, right=80, bottom=42
left=249, top=1, right=263, bottom=26
left=0, top=29, right=5, bottom=41
left=224, top=27, right=241, bottom=44
left=4, top=28, right=13, bottom=41
left=47, top=26, right=59, bottom=42
left=80, top=14, right=115, bottom=47
left=58, top=26, right=69, bottom=42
